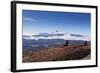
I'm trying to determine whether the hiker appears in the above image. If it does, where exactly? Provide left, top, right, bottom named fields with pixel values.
left=64, top=40, right=68, bottom=46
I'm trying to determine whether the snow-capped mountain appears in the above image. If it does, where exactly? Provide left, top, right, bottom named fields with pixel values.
left=23, top=32, right=90, bottom=41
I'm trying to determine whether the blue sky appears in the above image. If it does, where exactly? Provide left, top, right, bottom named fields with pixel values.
left=22, top=10, right=91, bottom=35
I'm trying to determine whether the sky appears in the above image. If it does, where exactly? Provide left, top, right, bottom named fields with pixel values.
left=22, top=10, right=91, bottom=36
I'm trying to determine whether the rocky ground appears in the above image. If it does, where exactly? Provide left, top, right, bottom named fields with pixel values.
left=22, top=44, right=91, bottom=63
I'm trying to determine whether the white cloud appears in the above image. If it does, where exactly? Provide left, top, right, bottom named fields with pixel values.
left=23, top=32, right=90, bottom=41
left=23, top=17, right=36, bottom=22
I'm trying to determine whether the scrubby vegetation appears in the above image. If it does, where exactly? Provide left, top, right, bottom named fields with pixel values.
left=22, top=42, right=91, bottom=63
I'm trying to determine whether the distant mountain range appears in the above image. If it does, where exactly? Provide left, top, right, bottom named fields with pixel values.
left=22, top=32, right=90, bottom=53
left=23, top=32, right=90, bottom=41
